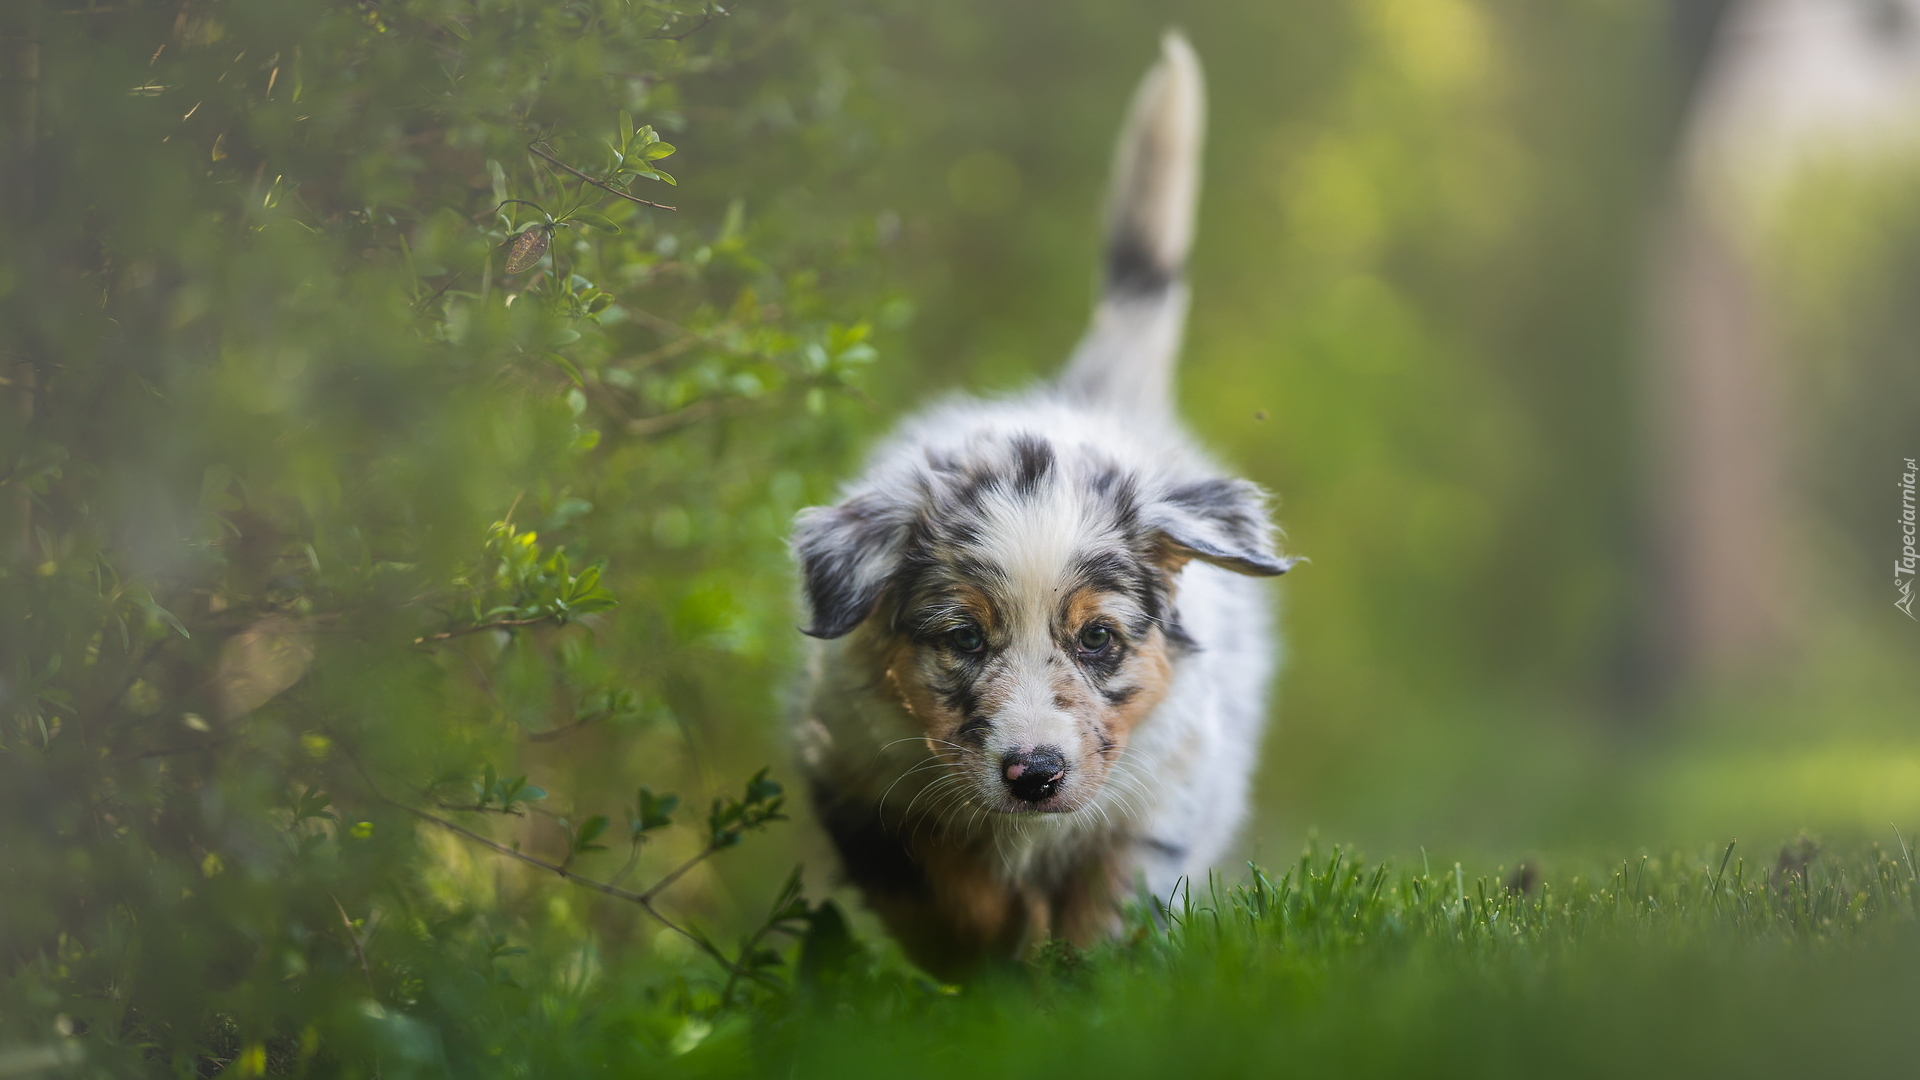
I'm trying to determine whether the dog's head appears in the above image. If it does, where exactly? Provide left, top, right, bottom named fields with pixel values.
left=794, top=423, right=1291, bottom=815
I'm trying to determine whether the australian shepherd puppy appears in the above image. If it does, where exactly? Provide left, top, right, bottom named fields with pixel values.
left=790, top=33, right=1295, bottom=979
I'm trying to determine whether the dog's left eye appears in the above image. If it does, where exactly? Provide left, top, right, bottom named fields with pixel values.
left=1077, top=625, right=1112, bottom=653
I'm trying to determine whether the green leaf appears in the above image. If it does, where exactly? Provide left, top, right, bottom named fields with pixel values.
left=569, top=593, right=615, bottom=614
left=573, top=815, right=609, bottom=852
left=570, top=210, right=622, bottom=234
left=637, top=787, right=679, bottom=833
left=136, top=592, right=190, bottom=639
left=548, top=353, right=585, bottom=386
left=643, top=141, right=676, bottom=160
left=745, top=768, right=783, bottom=805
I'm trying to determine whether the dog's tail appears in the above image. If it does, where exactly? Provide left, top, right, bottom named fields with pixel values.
left=1056, top=30, right=1206, bottom=420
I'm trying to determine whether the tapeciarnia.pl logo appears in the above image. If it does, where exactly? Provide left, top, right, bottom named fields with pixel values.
left=1899, top=457, right=1917, bottom=620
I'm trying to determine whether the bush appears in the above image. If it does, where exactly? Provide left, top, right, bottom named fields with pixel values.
left=0, top=0, right=892, bottom=1072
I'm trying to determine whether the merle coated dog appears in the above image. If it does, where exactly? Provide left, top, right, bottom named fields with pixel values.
left=790, top=32, right=1295, bottom=978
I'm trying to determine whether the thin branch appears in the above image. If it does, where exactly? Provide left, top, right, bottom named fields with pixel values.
left=618, top=306, right=823, bottom=383
left=626, top=399, right=717, bottom=438
left=524, top=706, right=614, bottom=744
left=621, top=307, right=714, bottom=346
left=412, top=614, right=558, bottom=645
left=719, top=917, right=780, bottom=1006
left=640, top=840, right=726, bottom=904
left=436, top=802, right=525, bottom=816
left=605, top=843, right=645, bottom=890
left=615, top=326, right=702, bottom=369
left=414, top=266, right=467, bottom=311
left=648, top=6, right=726, bottom=41
left=330, top=892, right=377, bottom=997
left=392, top=800, right=743, bottom=975
left=526, top=142, right=676, bottom=211
left=720, top=869, right=804, bottom=1006
left=626, top=395, right=779, bottom=439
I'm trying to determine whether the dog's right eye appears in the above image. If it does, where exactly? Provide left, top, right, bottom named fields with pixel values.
left=949, top=626, right=985, bottom=654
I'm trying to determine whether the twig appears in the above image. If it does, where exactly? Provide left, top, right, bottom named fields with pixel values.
left=331, top=736, right=758, bottom=982
left=436, top=802, right=525, bottom=816
left=648, top=6, right=726, bottom=41
left=524, top=706, right=614, bottom=743
left=628, top=395, right=785, bottom=438
left=616, top=329, right=703, bottom=369
left=605, top=844, right=644, bottom=889
left=721, top=860, right=806, bottom=1006
left=330, top=892, right=377, bottom=997
left=412, top=614, right=558, bottom=645
left=719, top=880, right=793, bottom=1006
left=526, top=142, right=676, bottom=211
left=626, top=399, right=717, bottom=437
left=385, top=797, right=742, bottom=975
left=415, top=267, right=467, bottom=311
left=622, top=307, right=711, bottom=345
left=640, top=840, right=725, bottom=904
left=619, top=307, right=826, bottom=385
left=719, top=927, right=768, bottom=1005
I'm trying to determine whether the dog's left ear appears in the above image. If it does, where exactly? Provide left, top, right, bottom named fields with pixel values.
left=792, top=493, right=909, bottom=639
left=1146, top=477, right=1296, bottom=576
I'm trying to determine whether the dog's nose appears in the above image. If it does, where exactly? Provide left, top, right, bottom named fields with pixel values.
left=1001, top=746, right=1067, bottom=802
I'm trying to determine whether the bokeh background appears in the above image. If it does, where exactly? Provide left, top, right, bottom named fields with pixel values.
left=837, top=0, right=1920, bottom=857
left=806, top=0, right=1920, bottom=870
left=428, top=0, right=1920, bottom=911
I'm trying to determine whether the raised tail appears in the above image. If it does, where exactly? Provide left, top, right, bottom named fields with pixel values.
left=1057, top=30, right=1206, bottom=420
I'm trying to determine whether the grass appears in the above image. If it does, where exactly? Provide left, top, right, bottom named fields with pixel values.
left=158, top=834, right=1916, bottom=1078
left=753, top=837, right=1920, bottom=1080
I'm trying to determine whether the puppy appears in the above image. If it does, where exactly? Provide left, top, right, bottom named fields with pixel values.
left=790, top=32, right=1294, bottom=979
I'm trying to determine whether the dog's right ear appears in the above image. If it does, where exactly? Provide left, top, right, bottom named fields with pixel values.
left=792, top=494, right=908, bottom=639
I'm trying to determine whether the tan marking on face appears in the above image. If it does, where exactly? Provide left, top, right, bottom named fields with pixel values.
left=864, top=578, right=1181, bottom=815
left=873, top=630, right=988, bottom=762
left=1062, top=586, right=1110, bottom=634
left=1058, top=583, right=1176, bottom=743
left=949, top=583, right=997, bottom=633
left=1109, top=628, right=1173, bottom=735
left=878, top=636, right=938, bottom=726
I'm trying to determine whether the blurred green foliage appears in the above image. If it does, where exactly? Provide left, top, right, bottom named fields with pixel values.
left=0, top=0, right=894, bottom=1071
left=843, top=0, right=1920, bottom=855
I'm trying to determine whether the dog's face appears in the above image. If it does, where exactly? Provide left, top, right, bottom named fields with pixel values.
left=795, top=427, right=1290, bottom=816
